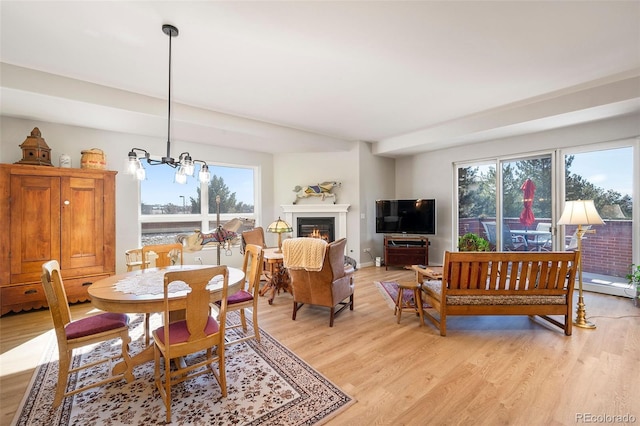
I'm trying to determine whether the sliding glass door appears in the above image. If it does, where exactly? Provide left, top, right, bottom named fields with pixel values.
left=457, top=162, right=496, bottom=246
left=561, top=144, right=636, bottom=297
left=456, top=153, right=554, bottom=252
left=500, top=155, right=553, bottom=252
left=456, top=140, right=637, bottom=298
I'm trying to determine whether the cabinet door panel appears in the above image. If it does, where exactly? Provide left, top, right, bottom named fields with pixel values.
left=60, top=176, right=105, bottom=271
left=10, top=175, right=61, bottom=282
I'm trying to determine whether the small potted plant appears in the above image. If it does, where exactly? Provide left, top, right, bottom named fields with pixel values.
left=458, top=233, right=490, bottom=252
left=626, top=264, right=640, bottom=307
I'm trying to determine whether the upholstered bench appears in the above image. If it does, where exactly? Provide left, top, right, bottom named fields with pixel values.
left=415, top=251, right=579, bottom=336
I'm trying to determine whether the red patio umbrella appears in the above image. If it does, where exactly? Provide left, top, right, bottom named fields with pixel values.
left=519, top=178, right=536, bottom=228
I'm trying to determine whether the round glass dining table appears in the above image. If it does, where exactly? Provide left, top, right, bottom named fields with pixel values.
left=87, top=264, right=245, bottom=376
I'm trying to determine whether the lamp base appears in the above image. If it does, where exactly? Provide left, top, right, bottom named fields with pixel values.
left=573, top=296, right=596, bottom=329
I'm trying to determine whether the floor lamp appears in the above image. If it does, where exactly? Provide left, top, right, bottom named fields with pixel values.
left=557, top=200, right=604, bottom=329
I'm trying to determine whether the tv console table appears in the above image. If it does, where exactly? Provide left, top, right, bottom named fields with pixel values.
left=384, top=235, right=429, bottom=270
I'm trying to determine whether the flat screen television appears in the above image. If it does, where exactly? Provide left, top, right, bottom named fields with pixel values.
left=375, top=199, right=436, bottom=235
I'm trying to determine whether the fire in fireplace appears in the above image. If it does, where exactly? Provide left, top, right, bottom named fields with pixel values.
left=297, top=217, right=335, bottom=242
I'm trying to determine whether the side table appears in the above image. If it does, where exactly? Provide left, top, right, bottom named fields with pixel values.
left=412, top=264, right=443, bottom=282
left=259, top=248, right=291, bottom=304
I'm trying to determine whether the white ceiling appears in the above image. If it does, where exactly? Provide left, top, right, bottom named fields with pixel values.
left=1, top=1, right=639, bottom=157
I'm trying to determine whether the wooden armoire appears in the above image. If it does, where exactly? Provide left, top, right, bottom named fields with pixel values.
left=0, top=164, right=116, bottom=315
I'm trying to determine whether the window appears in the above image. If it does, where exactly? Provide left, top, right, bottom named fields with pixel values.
left=456, top=154, right=554, bottom=251
left=455, top=142, right=637, bottom=297
left=561, top=145, right=635, bottom=296
left=139, top=162, right=257, bottom=245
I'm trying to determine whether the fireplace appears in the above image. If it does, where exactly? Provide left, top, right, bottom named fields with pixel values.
left=298, top=217, right=335, bottom=242
left=281, top=204, right=350, bottom=241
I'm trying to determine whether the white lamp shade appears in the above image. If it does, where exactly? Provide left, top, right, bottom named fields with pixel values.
left=557, top=200, right=605, bottom=226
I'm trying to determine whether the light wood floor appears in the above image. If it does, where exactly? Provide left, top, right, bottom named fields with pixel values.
left=2, top=266, right=639, bottom=425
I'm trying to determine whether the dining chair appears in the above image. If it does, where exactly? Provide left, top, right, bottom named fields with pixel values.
left=125, top=248, right=150, bottom=271
left=141, top=243, right=184, bottom=269
left=241, top=227, right=269, bottom=280
left=217, top=243, right=264, bottom=345
left=153, top=265, right=229, bottom=423
left=140, top=242, right=184, bottom=346
left=41, top=260, right=134, bottom=407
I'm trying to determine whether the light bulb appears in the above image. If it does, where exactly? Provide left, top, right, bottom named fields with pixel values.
left=199, top=164, right=211, bottom=183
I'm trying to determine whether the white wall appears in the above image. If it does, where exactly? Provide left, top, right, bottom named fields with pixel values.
left=271, top=141, right=396, bottom=266
left=396, top=114, right=640, bottom=265
left=1, top=116, right=275, bottom=273
left=358, top=142, right=396, bottom=266
left=272, top=145, right=360, bottom=257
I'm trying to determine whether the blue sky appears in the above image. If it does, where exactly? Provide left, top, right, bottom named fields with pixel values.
left=567, top=147, right=633, bottom=197
left=140, top=164, right=254, bottom=206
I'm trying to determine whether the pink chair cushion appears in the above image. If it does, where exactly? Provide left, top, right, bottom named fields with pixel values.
left=65, top=312, right=129, bottom=340
left=155, top=316, right=219, bottom=345
left=226, top=290, right=254, bottom=305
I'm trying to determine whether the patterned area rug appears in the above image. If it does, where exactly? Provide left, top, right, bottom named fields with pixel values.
left=374, top=281, right=431, bottom=310
left=12, top=312, right=354, bottom=425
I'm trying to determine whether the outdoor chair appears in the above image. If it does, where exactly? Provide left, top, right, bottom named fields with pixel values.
left=528, top=222, right=552, bottom=251
left=481, top=222, right=527, bottom=251
left=566, top=226, right=591, bottom=251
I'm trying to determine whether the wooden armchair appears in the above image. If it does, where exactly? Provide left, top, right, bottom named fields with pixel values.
left=125, top=248, right=151, bottom=271
left=241, top=226, right=267, bottom=250
left=241, top=227, right=269, bottom=280
left=284, top=238, right=355, bottom=327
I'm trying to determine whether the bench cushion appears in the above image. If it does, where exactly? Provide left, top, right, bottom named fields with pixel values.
left=422, top=280, right=566, bottom=306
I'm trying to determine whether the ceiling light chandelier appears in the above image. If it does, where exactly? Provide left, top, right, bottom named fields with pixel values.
left=125, top=24, right=210, bottom=184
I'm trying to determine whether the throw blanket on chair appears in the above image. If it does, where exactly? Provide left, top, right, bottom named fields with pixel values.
left=283, top=238, right=328, bottom=271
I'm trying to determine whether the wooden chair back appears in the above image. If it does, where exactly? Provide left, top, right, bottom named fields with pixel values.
left=41, top=260, right=133, bottom=407
left=125, top=248, right=151, bottom=271
left=242, top=226, right=267, bottom=249
left=154, top=265, right=229, bottom=422
left=142, top=243, right=183, bottom=268
left=41, top=260, right=72, bottom=337
left=243, top=244, right=265, bottom=296
left=442, top=250, right=578, bottom=294
left=224, top=244, right=264, bottom=344
left=163, top=266, right=228, bottom=349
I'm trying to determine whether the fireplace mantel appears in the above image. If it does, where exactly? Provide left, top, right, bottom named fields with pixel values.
left=281, top=204, right=350, bottom=240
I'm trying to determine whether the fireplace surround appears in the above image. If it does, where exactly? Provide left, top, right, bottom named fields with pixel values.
left=281, top=204, right=350, bottom=241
